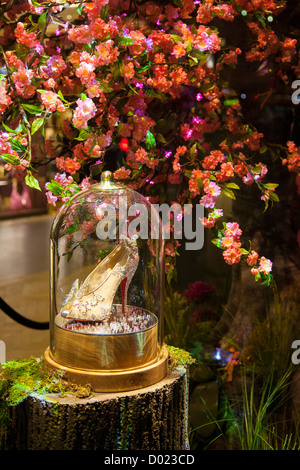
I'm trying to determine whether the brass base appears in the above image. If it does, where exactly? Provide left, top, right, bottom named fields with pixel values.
left=44, top=346, right=169, bottom=393
left=52, top=307, right=159, bottom=371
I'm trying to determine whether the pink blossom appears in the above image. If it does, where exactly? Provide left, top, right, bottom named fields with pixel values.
left=251, top=267, right=259, bottom=276
left=86, top=80, right=102, bottom=98
left=15, top=22, right=39, bottom=48
left=223, top=246, right=242, bottom=265
left=91, top=17, right=110, bottom=40
left=221, top=236, right=235, bottom=248
left=68, top=25, right=93, bottom=44
left=79, top=177, right=92, bottom=190
left=201, top=216, right=216, bottom=228
left=173, top=43, right=187, bottom=59
left=56, top=157, right=81, bottom=175
left=173, top=154, right=181, bottom=173
left=202, top=150, right=225, bottom=170
left=224, top=222, right=242, bottom=239
left=201, top=208, right=223, bottom=228
left=43, top=78, right=56, bottom=90
left=114, top=166, right=131, bottom=179
left=54, top=172, right=73, bottom=187
left=168, top=173, right=181, bottom=184
left=46, top=190, right=58, bottom=206
left=165, top=242, right=177, bottom=257
left=0, top=81, right=12, bottom=114
left=204, top=181, right=221, bottom=198
left=216, top=162, right=234, bottom=181
left=96, top=41, right=119, bottom=66
left=72, top=98, right=97, bottom=129
left=200, top=194, right=216, bottom=208
left=12, top=68, right=34, bottom=88
left=41, top=91, right=65, bottom=112
left=246, top=250, right=259, bottom=266
left=75, top=62, right=96, bottom=83
left=122, top=62, right=135, bottom=80
left=44, top=55, right=67, bottom=78
left=135, top=148, right=149, bottom=165
left=258, top=256, right=272, bottom=274
left=81, top=220, right=95, bottom=240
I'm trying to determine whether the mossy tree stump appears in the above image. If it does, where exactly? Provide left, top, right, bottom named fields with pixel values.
left=3, top=366, right=189, bottom=450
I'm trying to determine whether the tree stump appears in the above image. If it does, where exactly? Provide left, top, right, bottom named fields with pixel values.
left=4, top=367, right=189, bottom=451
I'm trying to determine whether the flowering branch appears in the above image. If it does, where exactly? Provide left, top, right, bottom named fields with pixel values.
left=0, top=0, right=298, bottom=282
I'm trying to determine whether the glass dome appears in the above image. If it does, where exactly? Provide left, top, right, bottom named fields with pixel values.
left=44, top=171, right=168, bottom=392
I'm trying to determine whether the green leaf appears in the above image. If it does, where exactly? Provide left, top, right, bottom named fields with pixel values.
left=211, top=238, right=222, bottom=248
left=65, top=223, right=79, bottom=235
left=2, top=123, right=18, bottom=134
left=170, top=34, right=183, bottom=44
left=263, top=183, right=279, bottom=190
left=188, top=55, right=198, bottom=64
left=117, top=36, right=134, bottom=46
left=268, top=192, right=280, bottom=202
left=173, top=0, right=183, bottom=6
left=74, top=129, right=92, bottom=141
left=155, top=114, right=177, bottom=133
left=137, top=63, right=151, bottom=74
left=25, top=172, right=41, bottom=191
left=1, top=154, right=21, bottom=165
left=145, top=130, right=156, bottom=149
left=95, top=79, right=114, bottom=93
left=190, top=50, right=208, bottom=65
left=225, top=182, right=240, bottom=190
left=100, top=4, right=110, bottom=21
left=58, top=90, right=68, bottom=103
left=255, top=272, right=261, bottom=282
left=22, top=104, right=42, bottom=115
left=224, top=98, right=240, bottom=107
left=31, top=117, right=44, bottom=135
left=9, top=139, right=26, bottom=153
left=259, top=144, right=268, bottom=154
left=222, top=187, right=236, bottom=199
left=38, top=11, right=47, bottom=31
left=156, top=133, right=166, bottom=144
left=46, top=180, right=63, bottom=196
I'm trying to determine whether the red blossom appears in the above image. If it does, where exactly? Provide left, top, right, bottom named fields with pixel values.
left=184, top=281, right=215, bottom=302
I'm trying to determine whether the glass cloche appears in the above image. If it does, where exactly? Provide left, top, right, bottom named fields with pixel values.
left=44, top=171, right=168, bottom=392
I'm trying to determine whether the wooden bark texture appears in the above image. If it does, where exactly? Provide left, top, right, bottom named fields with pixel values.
left=5, top=367, right=189, bottom=451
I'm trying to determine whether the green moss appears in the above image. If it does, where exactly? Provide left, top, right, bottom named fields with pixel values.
left=167, top=345, right=196, bottom=370
left=0, top=356, right=93, bottom=449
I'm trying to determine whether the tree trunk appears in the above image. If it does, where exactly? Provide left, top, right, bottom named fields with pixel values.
left=4, top=367, right=189, bottom=451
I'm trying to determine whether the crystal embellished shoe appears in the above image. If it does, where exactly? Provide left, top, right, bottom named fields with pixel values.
left=60, top=236, right=139, bottom=322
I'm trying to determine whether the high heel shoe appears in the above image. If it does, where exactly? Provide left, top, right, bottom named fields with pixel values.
left=60, top=236, right=139, bottom=322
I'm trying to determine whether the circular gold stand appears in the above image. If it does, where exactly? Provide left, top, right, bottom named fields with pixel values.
left=44, top=346, right=169, bottom=393
left=52, top=307, right=159, bottom=371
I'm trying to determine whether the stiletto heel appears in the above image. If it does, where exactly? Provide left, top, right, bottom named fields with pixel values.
left=120, top=277, right=128, bottom=313
left=60, top=236, right=139, bottom=322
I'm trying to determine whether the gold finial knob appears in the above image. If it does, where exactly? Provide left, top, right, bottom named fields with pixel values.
left=97, top=170, right=124, bottom=190
left=101, top=171, right=113, bottom=183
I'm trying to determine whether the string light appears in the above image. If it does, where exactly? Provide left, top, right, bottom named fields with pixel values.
left=119, top=138, right=129, bottom=152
